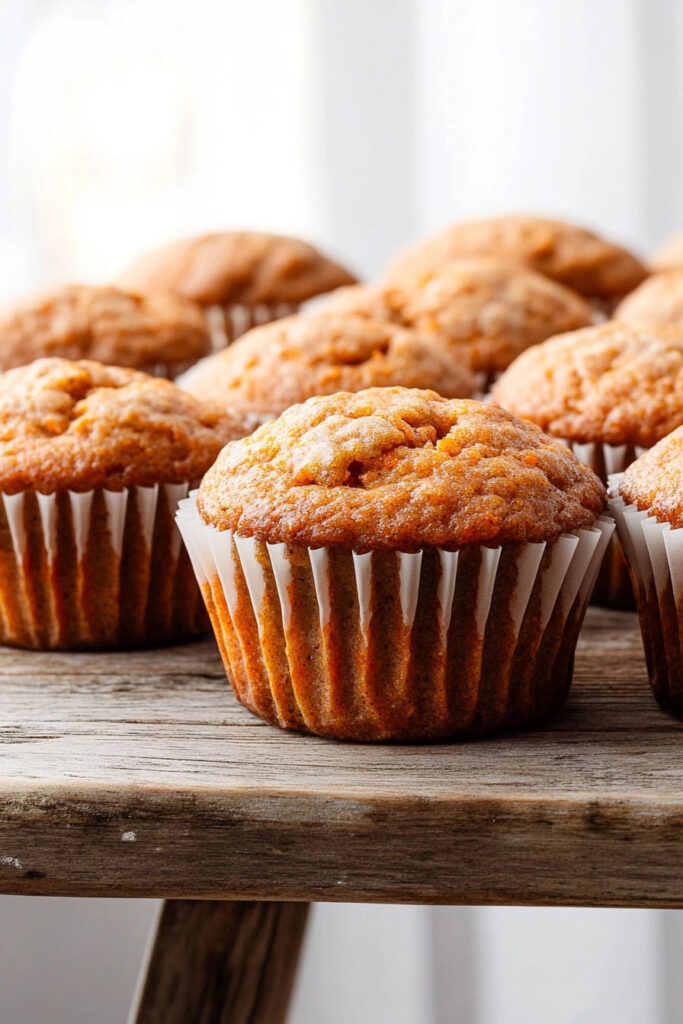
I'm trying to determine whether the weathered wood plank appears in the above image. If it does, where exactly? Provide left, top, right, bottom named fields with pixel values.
left=129, top=900, right=309, bottom=1024
left=0, top=608, right=682, bottom=907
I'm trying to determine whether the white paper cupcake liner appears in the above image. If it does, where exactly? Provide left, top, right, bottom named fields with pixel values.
left=138, top=357, right=202, bottom=381
left=205, top=302, right=298, bottom=350
left=609, top=473, right=683, bottom=713
left=0, top=482, right=206, bottom=650
left=562, top=438, right=648, bottom=609
left=177, top=494, right=613, bottom=741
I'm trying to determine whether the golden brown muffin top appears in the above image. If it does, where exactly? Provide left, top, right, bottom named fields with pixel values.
left=323, top=260, right=593, bottom=376
left=384, top=215, right=646, bottom=302
left=198, top=387, right=605, bottom=551
left=182, top=312, right=477, bottom=418
left=0, top=358, right=246, bottom=493
left=619, top=427, right=683, bottom=527
left=117, top=231, right=357, bottom=307
left=616, top=270, right=683, bottom=326
left=491, top=321, right=683, bottom=448
left=0, top=284, right=211, bottom=373
left=651, top=231, right=683, bottom=273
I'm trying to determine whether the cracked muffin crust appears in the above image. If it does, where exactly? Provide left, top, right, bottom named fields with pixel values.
left=384, top=215, right=646, bottom=303
left=619, top=428, right=683, bottom=528
left=0, top=284, right=211, bottom=375
left=117, top=232, right=357, bottom=307
left=320, top=259, right=593, bottom=376
left=616, top=270, right=683, bottom=326
left=198, top=386, right=605, bottom=551
left=182, top=313, right=477, bottom=419
left=491, top=321, right=683, bottom=448
left=0, top=358, right=245, bottom=493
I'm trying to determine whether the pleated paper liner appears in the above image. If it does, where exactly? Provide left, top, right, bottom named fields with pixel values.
left=138, top=357, right=204, bottom=381
left=609, top=473, right=683, bottom=717
left=177, top=494, right=613, bottom=742
left=0, top=482, right=207, bottom=650
left=204, top=302, right=299, bottom=350
left=564, top=439, right=647, bottom=609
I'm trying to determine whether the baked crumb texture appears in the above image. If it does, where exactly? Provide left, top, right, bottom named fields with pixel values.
left=620, top=427, right=683, bottom=528
left=183, top=312, right=478, bottom=417
left=492, top=319, right=683, bottom=609
left=118, top=231, right=357, bottom=349
left=491, top=320, right=683, bottom=449
left=0, top=284, right=212, bottom=376
left=320, top=259, right=593, bottom=377
left=0, top=358, right=246, bottom=650
left=117, top=231, right=357, bottom=307
left=178, top=387, right=611, bottom=741
left=0, top=358, right=244, bottom=493
left=198, top=387, right=605, bottom=551
left=384, top=215, right=646, bottom=303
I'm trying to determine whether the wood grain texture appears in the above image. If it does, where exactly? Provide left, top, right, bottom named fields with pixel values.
left=1, top=608, right=682, bottom=908
left=130, top=900, right=309, bottom=1024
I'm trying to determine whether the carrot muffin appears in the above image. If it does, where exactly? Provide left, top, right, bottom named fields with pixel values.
left=651, top=230, right=683, bottom=273
left=491, top=321, right=683, bottom=607
left=118, top=231, right=357, bottom=348
left=384, top=215, right=646, bottom=309
left=0, top=358, right=244, bottom=650
left=177, top=387, right=611, bottom=742
left=0, top=284, right=211, bottom=378
left=616, top=270, right=683, bottom=326
left=319, top=259, right=592, bottom=382
left=610, top=430, right=683, bottom=717
left=181, top=312, right=477, bottom=422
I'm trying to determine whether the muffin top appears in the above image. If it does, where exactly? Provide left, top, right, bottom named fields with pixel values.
left=182, top=312, right=477, bottom=418
left=0, top=284, right=211, bottom=373
left=198, top=387, right=605, bottom=551
left=619, top=428, right=683, bottom=527
left=491, top=321, right=683, bottom=448
left=117, top=231, right=357, bottom=307
left=322, top=260, right=592, bottom=376
left=384, top=215, right=646, bottom=302
left=0, top=359, right=245, bottom=493
left=651, top=231, right=683, bottom=273
left=615, top=270, right=683, bottom=326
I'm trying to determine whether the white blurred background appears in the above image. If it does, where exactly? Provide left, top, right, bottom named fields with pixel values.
left=1, top=0, right=682, bottom=1021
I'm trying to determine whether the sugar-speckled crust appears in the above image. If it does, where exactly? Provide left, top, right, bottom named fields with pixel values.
left=0, top=359, right=246, bottom=493
left=182, top=313, right=477, bottom=416
left=616, top=270, right=683, bottom=326
left=117, top=232, right=357, bottom=307
left=384, top=216, right=647, bottom=301
left=318, top=261, right=592, bottom=375
left=620, top=428, right=683, bottom=527
left=198, top=387, right=605, bottom=550
left=491, top=321, right=683, bottom=448
left=651, top=231, right=683, bottom=273
left=0, top=285, right=211, bottom=372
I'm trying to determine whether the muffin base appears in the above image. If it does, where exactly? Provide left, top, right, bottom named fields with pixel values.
left=565, top=439, right=647, bottom=610
left=0, top=483, right=207, bottom=650
left=609, top=477, right=683, bottom=717
left=178, top=496, right=613, bottom=742
left=205, top=302, right=298, bottom=350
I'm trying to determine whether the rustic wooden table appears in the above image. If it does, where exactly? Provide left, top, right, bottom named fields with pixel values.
left=1, top=607, right=682, bottom=1022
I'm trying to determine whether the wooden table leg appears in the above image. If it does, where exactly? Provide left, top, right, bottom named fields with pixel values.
left=129, top=899, right=310, bottom=1024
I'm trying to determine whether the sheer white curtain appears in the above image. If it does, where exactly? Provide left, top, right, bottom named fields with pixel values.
left=1, top=2, right=682, bottom=1022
